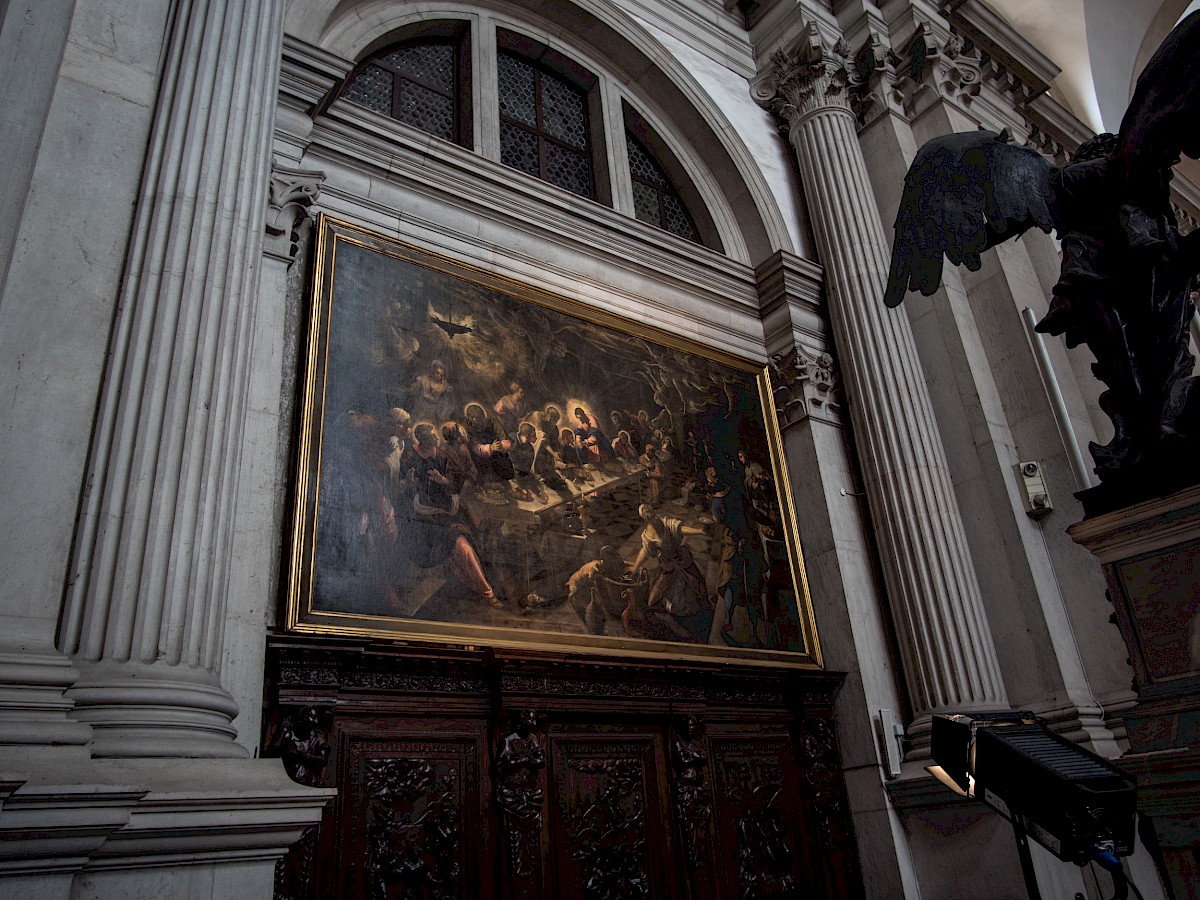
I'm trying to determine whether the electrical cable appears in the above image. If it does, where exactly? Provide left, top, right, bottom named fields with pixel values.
left=1121, top=863, right=1146, bottom=900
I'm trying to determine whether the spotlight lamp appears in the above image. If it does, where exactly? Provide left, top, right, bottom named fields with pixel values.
left=928, top=712, right=1140, bottom=900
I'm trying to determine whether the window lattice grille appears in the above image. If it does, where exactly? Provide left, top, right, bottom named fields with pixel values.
left=344, top=39, right=461, bottom=143
left=626, top=134, right=699, bottom=242
left=498, top=50, right=593, bottom=199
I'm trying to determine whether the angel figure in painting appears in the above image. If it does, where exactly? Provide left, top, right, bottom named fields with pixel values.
left=884, top=11, right=1200, bottom=489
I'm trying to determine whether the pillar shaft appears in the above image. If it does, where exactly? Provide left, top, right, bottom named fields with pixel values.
left=756, top=26, right=1007, bottom=732
left=59, top=0, right=286, bottom=757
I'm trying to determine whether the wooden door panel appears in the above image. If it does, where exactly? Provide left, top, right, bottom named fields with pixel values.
left=545, top=727, right=676, bottom=900
left=333, top=719, right=492, bottom=900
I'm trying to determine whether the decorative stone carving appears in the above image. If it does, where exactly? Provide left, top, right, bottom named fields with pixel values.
left=669, top=715, right=712, bottom=872
left=852, top=33, right=905, bottom=128
left=769, top=346, right=841, bottom=428
left=265, top=161, right=324, bottom=265
left=277, top=706, right=330, bottom=787
left=752, top=23, right=861, bottom=123
left=495, top=709, right=546, bottom=894
left=895, top=22, right=982, bottom=114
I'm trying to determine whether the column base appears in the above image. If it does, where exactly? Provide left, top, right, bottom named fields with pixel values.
left=66, top=659, right=245, bottom=759
left=0, top=642, right=92, bottom=753
left=0, top=758, right=334, bottom=900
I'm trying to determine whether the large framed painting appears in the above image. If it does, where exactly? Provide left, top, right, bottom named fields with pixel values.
left=285, top=215, right=822, bottom=666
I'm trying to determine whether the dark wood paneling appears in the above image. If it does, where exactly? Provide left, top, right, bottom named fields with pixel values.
left=265, top=637, right=861, bottom=900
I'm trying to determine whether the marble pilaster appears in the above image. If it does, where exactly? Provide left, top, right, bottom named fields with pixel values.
left=59, top=0, right=287, bottom=758
left=754, top=23, right=1007, bottom=743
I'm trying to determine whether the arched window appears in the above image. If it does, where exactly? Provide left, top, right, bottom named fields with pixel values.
left=342, top=23, right=471, bottom=147
left=337, top=19, right=721, bottom=250
left=626, top=133, right=700, bottom=243
left=496, top=30, right=598, bottom=200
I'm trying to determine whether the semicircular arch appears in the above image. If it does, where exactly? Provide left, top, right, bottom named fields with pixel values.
left=286, top=0, right=799, bottom=265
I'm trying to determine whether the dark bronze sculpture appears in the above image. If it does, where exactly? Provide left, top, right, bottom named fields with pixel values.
left=885, top=12, right=1200, bottom=497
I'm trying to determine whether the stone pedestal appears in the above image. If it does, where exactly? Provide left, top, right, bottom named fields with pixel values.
left=1069, top=483, right=1200, bottom=899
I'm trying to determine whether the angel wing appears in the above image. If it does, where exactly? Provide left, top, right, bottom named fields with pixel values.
left=883, top=130, right=1058, bottom=308
left=1115, top=10, right=1200, bottom=177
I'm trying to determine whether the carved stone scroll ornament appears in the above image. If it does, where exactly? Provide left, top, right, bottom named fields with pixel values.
left=670, top=716, right=713, bottom=875
left=265, top=160, right=325, bottom=265
left=495, top=709, right=546, bottom=894
left=277, top=706, right=330, bottom=787
left=769, top=347, right=841, bottom=428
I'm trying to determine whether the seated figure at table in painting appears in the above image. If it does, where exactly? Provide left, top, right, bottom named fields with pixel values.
left=567, top=546, right=630, bottom=635
left=630, top=503, right=713, bottom=643
left=528, top=425, right=570, bottom=494
left=535, top=405, right=563, bottom=450
left=463, top=402, right=530, bottom=503
left=559, top=428, right=594, bottom=485
left=573, top=406, right=613, bottom=459
left=409, top=358, right=457, bottom=425
left=439, top=420, right=477, bottom=493
left=508, top=422, right=549, bottom=503
left=611, top=429, right=638, bottom=462
left=405, top=422, right=501, bottom=608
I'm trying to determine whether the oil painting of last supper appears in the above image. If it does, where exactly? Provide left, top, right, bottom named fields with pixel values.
left=287, top=216, right=820, bottom=666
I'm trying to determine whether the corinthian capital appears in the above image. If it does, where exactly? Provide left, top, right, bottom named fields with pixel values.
left=852, top=33, right=905, bottom=127
left=896, top=22, right=982, bottom=115
left=753, top=23, right=862, bottom=126
left=265, top=160, right=325, bottom=265
left=769, top=345, right=842, bottom=428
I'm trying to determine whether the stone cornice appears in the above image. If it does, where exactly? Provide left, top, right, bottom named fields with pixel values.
left=941, top=0, right=1059, bottom=99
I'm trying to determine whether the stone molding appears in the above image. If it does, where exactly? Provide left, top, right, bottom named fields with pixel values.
left=0, top=760, right=332, bottom=882
left=265, top=161, right=325, bottom=265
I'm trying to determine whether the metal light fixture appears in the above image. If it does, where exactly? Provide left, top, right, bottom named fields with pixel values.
left=928, top=712, right=1140, bottom=900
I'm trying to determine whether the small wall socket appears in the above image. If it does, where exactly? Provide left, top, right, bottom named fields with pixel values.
left=1015, top=460, right=1053, bottom=518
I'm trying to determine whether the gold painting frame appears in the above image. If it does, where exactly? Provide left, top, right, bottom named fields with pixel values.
left=285, top=214, right=822, bottom=668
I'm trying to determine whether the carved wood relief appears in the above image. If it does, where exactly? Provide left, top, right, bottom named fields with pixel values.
left=266, top=639, right=862, bottom=900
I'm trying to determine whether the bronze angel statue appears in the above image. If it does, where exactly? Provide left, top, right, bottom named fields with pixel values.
left=885, top=12, right=1200, bottom=487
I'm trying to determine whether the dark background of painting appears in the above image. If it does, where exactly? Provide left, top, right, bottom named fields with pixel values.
left=308, top=237, right=803, bottom=654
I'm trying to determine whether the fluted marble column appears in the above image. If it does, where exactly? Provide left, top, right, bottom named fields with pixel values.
left=59, top=0, right=285, bottom=758
left=754, top=24, right=1007, bottom=741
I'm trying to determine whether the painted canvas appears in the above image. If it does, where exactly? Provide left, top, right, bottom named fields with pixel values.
left=287, top=216, right=821, bottom=666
